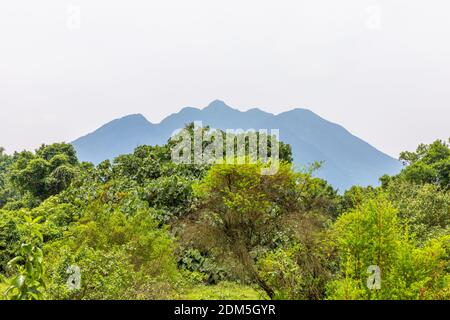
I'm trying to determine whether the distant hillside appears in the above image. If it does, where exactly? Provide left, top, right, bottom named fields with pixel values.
left=72, top=100, right=402, bottom=191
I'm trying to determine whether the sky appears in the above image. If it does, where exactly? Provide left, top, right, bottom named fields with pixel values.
left=0, top=0, right=449, bottom=158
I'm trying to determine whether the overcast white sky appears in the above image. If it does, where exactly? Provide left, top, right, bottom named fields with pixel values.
left=1, top=0, right=449, bottom=157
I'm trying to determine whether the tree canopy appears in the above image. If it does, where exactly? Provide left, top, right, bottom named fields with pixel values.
left=0, top=134, right=449, bottom=300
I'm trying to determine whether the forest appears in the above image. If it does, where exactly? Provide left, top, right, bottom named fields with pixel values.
left=0, top=125, right=449, bottom=300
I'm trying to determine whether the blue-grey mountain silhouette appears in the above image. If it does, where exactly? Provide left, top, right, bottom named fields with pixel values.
left=72, top=100, right=402, bottom=191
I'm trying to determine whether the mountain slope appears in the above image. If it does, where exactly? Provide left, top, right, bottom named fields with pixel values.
left=72, top=100, right=402, bottom=190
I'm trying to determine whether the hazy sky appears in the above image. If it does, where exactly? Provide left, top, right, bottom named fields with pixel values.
left=1, top=0, right=449, bottom=157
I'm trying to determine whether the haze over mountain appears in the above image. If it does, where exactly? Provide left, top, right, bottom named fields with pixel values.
left=72, top=100, right=402, bottom=191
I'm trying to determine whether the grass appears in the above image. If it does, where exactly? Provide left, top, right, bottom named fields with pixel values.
left=180, top=281, right=268, bottom=300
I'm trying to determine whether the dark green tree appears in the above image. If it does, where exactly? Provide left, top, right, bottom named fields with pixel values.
left=9, top=143, right=79, bottom=204
left=399, top=139, right=450, bottom=189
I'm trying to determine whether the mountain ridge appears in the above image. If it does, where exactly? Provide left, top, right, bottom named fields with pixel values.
left=72, top=100, right=402, bottom=191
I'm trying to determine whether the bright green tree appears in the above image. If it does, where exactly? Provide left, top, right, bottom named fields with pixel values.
left=327, top=194, right=450, bottom=300
left=191, top=161, right=302, bottom=298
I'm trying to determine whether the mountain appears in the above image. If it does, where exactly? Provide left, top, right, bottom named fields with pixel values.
left=72, top=100, right=403, bottom=191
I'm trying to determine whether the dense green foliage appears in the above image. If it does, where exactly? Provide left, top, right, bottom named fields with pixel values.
left=0, top=133, right=448, bottom=300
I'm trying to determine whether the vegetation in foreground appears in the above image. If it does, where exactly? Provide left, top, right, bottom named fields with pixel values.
left=0, top=127, right=449, bottom=300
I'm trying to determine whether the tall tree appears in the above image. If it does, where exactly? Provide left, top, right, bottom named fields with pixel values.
left=191, top=161, right=300, bottom=298
left=399, top=139, right=450, bottom=189
left=9, top=143, right=79, bottom=204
